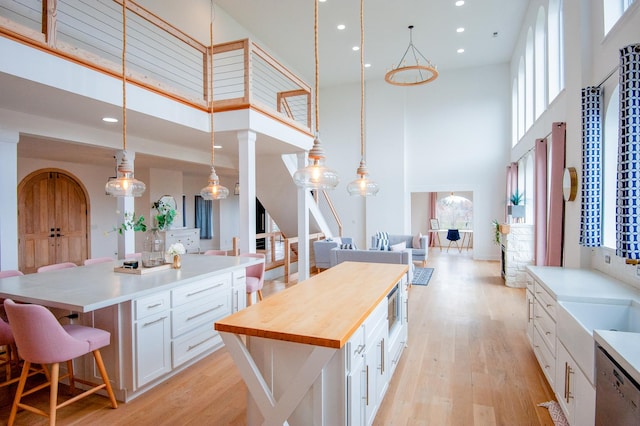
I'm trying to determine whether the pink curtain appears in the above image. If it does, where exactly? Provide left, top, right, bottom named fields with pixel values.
left=429, top=192, right=437, bottom=247
left=535, top=138, right=548, bottom=266
left=546, top=122, right=566, bottom=266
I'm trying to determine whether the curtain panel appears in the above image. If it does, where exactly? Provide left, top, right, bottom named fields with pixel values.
left=535, top=138, right=548, bottom=266
left=616, top=44, right=640, bottom=259
left=506, top=162, right=518, bottom=221
left=579, top=86, right=603, bottom=247
left=195, top=195, right=213, bottom=239
left=546, top=122, right=566, bottom=267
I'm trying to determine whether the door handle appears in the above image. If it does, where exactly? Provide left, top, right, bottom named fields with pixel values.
left=50, top=234, right=55, bottom=238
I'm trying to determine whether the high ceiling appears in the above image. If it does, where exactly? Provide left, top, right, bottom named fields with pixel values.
left=214, top=0, right=528, bottom=87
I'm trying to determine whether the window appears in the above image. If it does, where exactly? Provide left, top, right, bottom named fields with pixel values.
left=525, top=28, right=534, bottom=130
left=194, top=195, right=212, bottom=239
left=512, top=79, right=518, bottom=146
left=604, top=0, right=637, bottom=35
left=518, top=57, right=525, bottom=139
left=534, top=7, right=547, bottom=119
left=548, top=0, right=564, bottom=102
left=436, top=193, right=473, bottom=229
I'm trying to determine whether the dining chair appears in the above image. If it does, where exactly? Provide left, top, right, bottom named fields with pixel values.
left=83, top=257, right=114, bottom=266
left=4, top=299, right=118, bottom=425
left=0, top=315, right=17, bottom=386
left=203, top=250, right=227, bottom=256
left=37, top=262, right=77, bottom=273
left=239, top=253, right=265, bottom=306
left=446, top=229, right=462, bottom=253
left=0, top=270, right=24, bottom=322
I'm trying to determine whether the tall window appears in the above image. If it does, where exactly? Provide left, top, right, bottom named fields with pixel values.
left=512, top=79, right=518, bottom=146
left=195, top=195, right=212, bottom=239
left=548, top=0, right=564, bottom=102
left=604, top=0, right=637, bottom=35
left=518, top=57, right=525, bottom=139
left=436, top=193, right=473, bottom=229
left=534, top=7, right=547, bottom=119
left=525, top=28, right=534, bottom=130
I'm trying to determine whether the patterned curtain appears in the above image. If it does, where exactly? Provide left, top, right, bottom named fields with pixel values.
left=616, top=44, right=640, bottom=259
left=579, top=86, right=603, bottom=247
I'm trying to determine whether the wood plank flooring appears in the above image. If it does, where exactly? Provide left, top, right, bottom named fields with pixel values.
left=0, top=250, right=555, bottom=425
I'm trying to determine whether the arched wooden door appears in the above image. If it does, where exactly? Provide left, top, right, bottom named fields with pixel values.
left=18, top=169, right=89, bottom=274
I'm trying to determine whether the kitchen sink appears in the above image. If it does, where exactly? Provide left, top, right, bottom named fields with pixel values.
left=559, top=300, right=640, bottom=334
left=556, top=299, right=640, bottom=385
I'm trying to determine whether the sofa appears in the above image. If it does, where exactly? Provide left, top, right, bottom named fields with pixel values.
left=313, top=237, right=354, bottom=272
left=370, top=233, right=429, bottom=267
left=329, top=247, right=413, bottom=283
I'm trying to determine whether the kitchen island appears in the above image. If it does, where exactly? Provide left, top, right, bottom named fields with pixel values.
left=215, top=261, right=410, bottom=426
left=0, top=254, right=262, bottom=401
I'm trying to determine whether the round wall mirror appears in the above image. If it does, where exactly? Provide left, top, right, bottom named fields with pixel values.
left=563, top=167, right=578, bottom=201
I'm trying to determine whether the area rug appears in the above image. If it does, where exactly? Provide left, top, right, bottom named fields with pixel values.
left=538, top=401, right=569, bottom=426
left=412, top=267, right=434, bottom=286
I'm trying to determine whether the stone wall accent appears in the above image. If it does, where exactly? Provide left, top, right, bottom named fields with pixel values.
left=501, top=224, right=534, bottom=288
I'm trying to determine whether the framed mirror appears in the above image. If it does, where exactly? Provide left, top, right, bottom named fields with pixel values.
left=563, top=167, right=578, bottom=201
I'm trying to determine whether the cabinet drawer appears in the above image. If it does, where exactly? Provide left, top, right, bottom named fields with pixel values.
left=172, top=293, right=230, bottom=337
left=135, top=292, right=170, bottom=320
left=534, top=298, right=556, bottom=354
left=365, top=299, right=388, bottom=341
left=525, top=273, right=534, bottom=292
left=172, top=324, right=223, bottom=368
left=533, top=325, right=556, bottom=388
left=172, top=274, right=231, bottom=307
left=346, top=325, right=365, bottom=373
left=534, top=281, right=556, bottom=320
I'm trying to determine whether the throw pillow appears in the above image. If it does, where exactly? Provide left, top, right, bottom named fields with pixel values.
left=390, top=241, right=406, bottom=252
left=412, top=232, right=423, bottom=249
left=340, top=243, right=354, bottom=249
left=375, top=231, right=389, bottom=250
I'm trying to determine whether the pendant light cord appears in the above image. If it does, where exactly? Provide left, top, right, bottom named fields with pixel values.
left=314, top=0, right=319, bottom=135
left=122, top=0, right=127, bottom=152
left=359, top=0, right=365, bottom=163
left=209, top=1, right=215, bottom=168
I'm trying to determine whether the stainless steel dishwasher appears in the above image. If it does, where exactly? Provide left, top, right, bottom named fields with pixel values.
left=595, top=345, right=640, bottom=425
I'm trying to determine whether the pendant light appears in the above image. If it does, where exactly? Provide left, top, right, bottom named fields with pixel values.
left=384, top=25, right=438, bottom=86
left=347, top=0, right=379, bottom=197
left=200, top=1, right=229, bottom=200
left=105, top=0, right=146, bottom=197
left=292, top=0, right=339, bottom=190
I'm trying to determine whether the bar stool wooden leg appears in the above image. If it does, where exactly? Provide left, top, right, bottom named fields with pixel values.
left=49, top=362, right=60, bottom=426
left=8, top=360, right=31, bottom=426
left=93, top=350, right=118, bottom=408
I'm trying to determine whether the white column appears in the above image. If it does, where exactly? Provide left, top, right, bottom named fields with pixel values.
left=0, top=130, right=19, bottom=270
left=115, top=150, right=136, bottom=259
left=238, top=130, right=257, bottom=254
left=297, top=152, right=310, bottom=281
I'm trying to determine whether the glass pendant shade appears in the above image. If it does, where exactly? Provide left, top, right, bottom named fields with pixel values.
left=347, top=162, right=379, bottom=196
left=105, top=154, right=146, bottom=197
left=200, top=166, right=229, bottom=200
left=293, top=135, right=339, bottom=190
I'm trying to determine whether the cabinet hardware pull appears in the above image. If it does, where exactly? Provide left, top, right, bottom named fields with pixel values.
left=187, top=304, right=224, bottom=321
left=187, top=335, right=216, bottom=351
left=355, top=344, right=365, bottom=355
left=147, top=303, right=162, bottom=309
left=365, top=365, right=369, bottom=406
left=186, top=282, right=225, bottom=297
left=546, top=303, right=552, bottom=308
left=545, top=331, right=551, bottom=336
left=380, top=339, right=385, bottom=374
left=143, top=316, right=167, bottom=327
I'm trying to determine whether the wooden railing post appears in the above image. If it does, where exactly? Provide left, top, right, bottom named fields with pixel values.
left=284, top=239, right=291, bottom=283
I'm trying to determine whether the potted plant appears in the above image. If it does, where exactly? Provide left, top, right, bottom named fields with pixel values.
left=508, top=192, right=525, bottom=219
left=152, top=198, right=177, bottom=231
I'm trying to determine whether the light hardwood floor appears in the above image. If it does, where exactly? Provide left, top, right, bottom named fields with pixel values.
left=0, top=250, right=555, bottom=425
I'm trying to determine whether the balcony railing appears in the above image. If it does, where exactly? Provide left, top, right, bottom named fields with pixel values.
left=0, top=0, right=312, bottom=134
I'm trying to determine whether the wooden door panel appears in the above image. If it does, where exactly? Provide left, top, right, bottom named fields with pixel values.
left=19, top=170, right=88, bottom=273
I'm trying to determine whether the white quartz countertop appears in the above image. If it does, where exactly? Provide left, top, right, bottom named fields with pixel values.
left=0, top=254, right=261, bottom=312
left=527, top=266, right=640, bottom=386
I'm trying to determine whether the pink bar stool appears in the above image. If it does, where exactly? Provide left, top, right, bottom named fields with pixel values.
left=239, top=253, right=265, bottom=305
left=4, top=299, right=118, bottom=425
left=36, top=262, right=77, bottom=273
left=83, top=257, right=114, bottom=266
left=203, top=249, right=227, bottom=256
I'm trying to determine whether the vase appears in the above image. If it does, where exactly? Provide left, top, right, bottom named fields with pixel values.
left=142, top=229, right=165, bottom=268
left=172, top=254, right=181, bottom=269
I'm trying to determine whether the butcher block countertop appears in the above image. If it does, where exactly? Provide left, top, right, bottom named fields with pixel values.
left=215, top=261, right=408, bottom=349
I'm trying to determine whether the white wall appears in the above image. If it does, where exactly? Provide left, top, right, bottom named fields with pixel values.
left=319, top=64, right=510, bottom=260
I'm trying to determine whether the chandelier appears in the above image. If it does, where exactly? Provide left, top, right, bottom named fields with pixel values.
left=384, top=25, right=438, bottom=86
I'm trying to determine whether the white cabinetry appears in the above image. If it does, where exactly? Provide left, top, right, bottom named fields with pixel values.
left=530, top=279, right=557, bottom=388
left=134, top=292, right=171, bottom=387
left=161, top=228, right=200, bottom=253
left=556, top=342, right=595, bottom=426
left=525, top=274, right=534, bottom=343
left=365, top=309, right=388, bottom=426
left=232, top=269, right=247, bottom=312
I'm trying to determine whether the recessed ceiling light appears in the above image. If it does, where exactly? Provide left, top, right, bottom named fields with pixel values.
left=337, top=24, right=346, bottom=30
left=102, top=117, right=118, bottom=123
left=455, top=1, right=465, bottom=6
left=457, top=48, right=465, bottom=53
left=319, top=0, right=327, bottom=2
left=456, top=27, right=465, bottom=33
left=352, top=46, right=360, bottom=51
left=214, top=145, right=222, bottom=149
left=365, top=63, right=371, bottom=68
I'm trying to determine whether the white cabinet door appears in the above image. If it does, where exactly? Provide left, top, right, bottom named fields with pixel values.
left=556, top=342, right=595, bottom=426
left=135, top=310, right=171, bottom=387
left=365, top=320, right=388, bottom=425
left=232, top=269, right=247, bottom=312
left=348, top=354, right=365, bottom=426
left=526, top=289, right=534, bottom=344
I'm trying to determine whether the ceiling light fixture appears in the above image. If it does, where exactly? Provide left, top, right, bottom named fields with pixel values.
left=102, top=117, right=118, bottom=123
left=384, top=25, right=438, bottom=86
left=457, top=48, right=465, bottom=53
left=456, top=27, right=465, bottom=33
left=200, top=0, right=229, bottom=200
left=347, top=0, right=379, bottom=197
left=337, top=24, right=345, bottom=30
left=105, top=0, right=146, bottom=197
left=292, top=0, right=339, bottom=190
left=455, top=1, right=465, bottom=6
